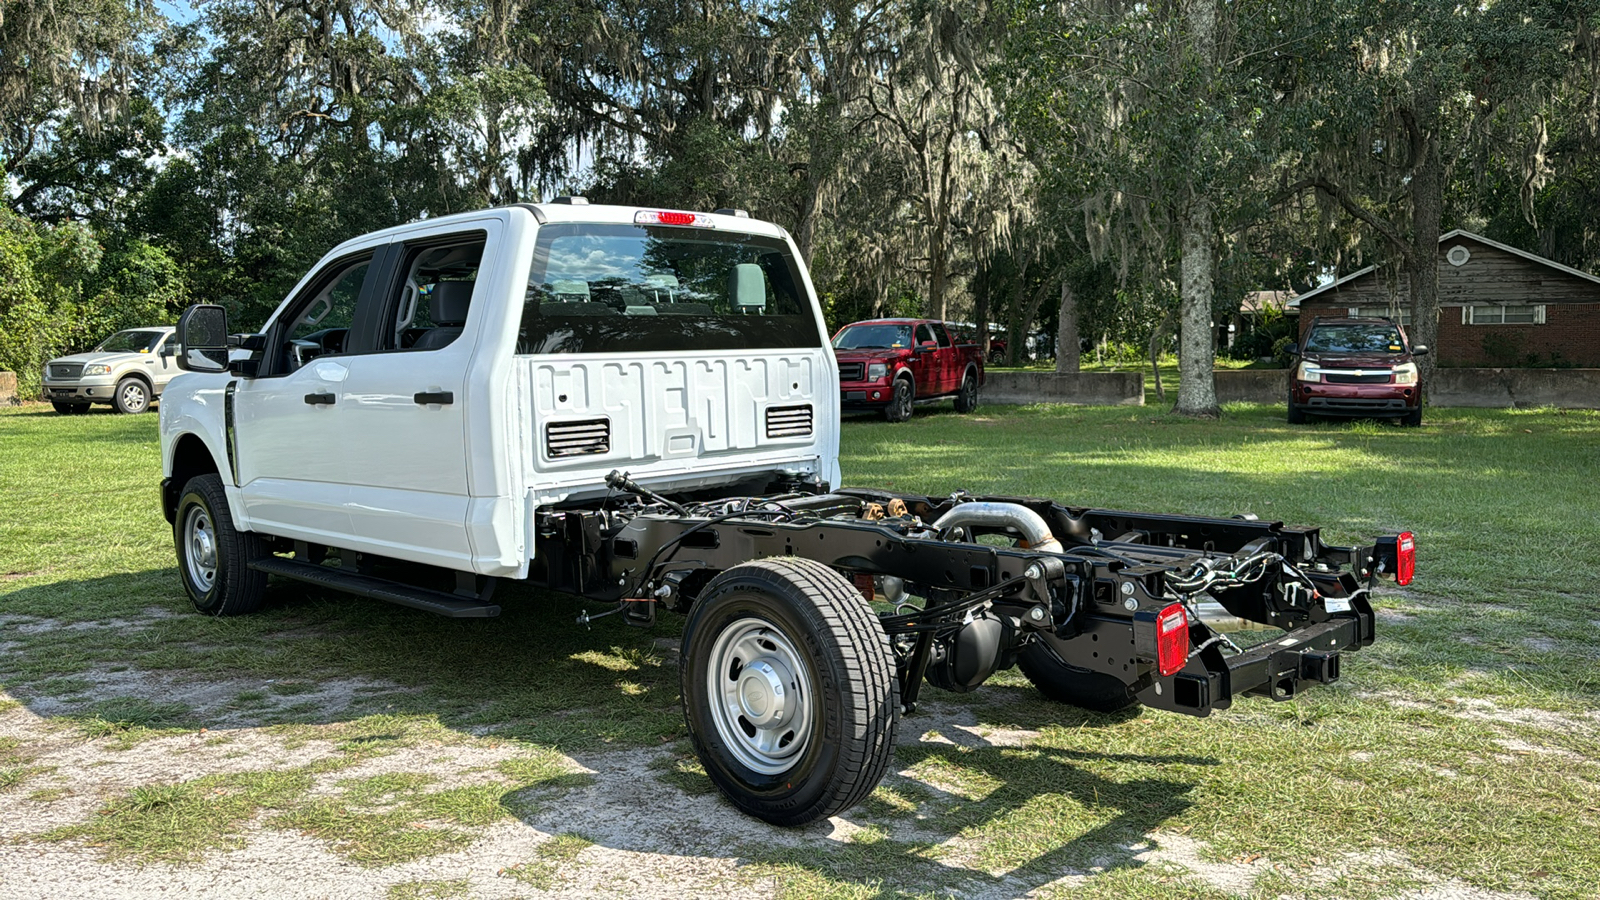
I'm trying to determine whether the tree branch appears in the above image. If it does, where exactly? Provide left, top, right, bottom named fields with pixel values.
left=1274, top=176, right=1411, bottom=259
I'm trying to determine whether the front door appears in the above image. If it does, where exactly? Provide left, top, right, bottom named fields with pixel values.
left=233, top=250, right=381, bottom=544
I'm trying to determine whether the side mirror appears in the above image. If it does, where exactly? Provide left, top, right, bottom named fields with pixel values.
left=175, top=304, right=230, bottom=373
left=918, top=341, right=937, bottom=352
left=159, top=343, right=175, bottom=358
left=1412, top=345, right=1429, bottom=356
left=1285, top=342, right=1299, bottom=356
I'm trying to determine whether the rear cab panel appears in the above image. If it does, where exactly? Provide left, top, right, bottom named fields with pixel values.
left=500, top=205, right=841, bottom=572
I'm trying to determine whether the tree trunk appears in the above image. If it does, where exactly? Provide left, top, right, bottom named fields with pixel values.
left=975, top=278, right=991, bottom=359
left=1149, top=305, right=1176, bottom=403
left=1006, top=257, right=1030, bottom=365
left=1176, top=199, right=1219, bottom=417
left=1408, top=110, right=1443, bottom=388
left=1055, top=279, right=1080, bottom=373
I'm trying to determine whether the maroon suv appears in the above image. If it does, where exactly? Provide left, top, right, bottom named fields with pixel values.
left=1287, top=317, right=1428, bottom=426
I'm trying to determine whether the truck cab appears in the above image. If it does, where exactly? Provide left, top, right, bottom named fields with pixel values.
left=161, top=203, right=840, bottom=579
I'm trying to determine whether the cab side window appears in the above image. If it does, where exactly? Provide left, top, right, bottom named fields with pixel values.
left=381, top=234, right=488, bottom=351
left=276, top=254, right=374, bottom=373
left=915, top=324, right=936, bottom=346
left=934, top=324, right=953, bottom=348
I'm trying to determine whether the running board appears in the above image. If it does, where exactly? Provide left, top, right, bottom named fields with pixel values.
left=248, top=557, right=501, bottom=618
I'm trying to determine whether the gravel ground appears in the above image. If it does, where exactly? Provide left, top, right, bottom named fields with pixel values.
left=0, top=690, right=1544, bottom=900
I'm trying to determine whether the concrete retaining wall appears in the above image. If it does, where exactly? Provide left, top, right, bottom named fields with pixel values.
left=1430, top=368, right=1600, bottom=409
left=0, top=371, right=17, bottom=406
left=1189, top=367, right=1600, bottom=409
left=1214, top=369, right=1286, bottom=404
left=984, top=371, right=1144, bottom=406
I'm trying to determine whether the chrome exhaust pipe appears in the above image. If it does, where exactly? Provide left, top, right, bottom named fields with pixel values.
left=932, top=502, right=1063, bottom=553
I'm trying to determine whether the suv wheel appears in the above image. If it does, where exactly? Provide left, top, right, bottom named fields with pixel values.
left=113, top=377, right=150, bottom=414
left=1401, top=408, right=1422, bottom=427
left=1286, top=396, right=1306, bottom=425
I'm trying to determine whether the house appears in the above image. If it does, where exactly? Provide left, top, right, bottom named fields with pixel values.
left=1289, top=230, right=1600, bottom=367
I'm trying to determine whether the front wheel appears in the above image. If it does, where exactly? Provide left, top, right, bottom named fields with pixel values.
left=883, top=378, right=914, bottom=422
left=953, top=371, right=979, bottom=413
left=680, top=558, right=899, bottom=826
left=174, top=473, right=268, bottom=616
left=1401, top=407, right=1422, bottom=427
left=1286, top=398, right=1306, bottom=425
left=113, top=377, right=150, bottom=414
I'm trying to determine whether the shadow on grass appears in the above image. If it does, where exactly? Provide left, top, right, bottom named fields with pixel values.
left=0, top=569, right=686, bottom=749
left=4, top=566, right=1214, bottom=894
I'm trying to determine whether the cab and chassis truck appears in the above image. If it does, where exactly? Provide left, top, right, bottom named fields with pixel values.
left=159, top=202, right=1411, bottom=826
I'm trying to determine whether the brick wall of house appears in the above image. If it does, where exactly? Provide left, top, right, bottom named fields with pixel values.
left=1436, top=302, right=1600, bottom=366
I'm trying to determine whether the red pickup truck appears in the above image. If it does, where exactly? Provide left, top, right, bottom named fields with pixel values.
left=832, top=318, right=985, bottom=421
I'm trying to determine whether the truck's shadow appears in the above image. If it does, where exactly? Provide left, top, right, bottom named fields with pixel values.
left=2, top=568, right=1211, bottom=894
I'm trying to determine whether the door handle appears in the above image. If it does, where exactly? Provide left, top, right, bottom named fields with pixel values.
left=304, top=392, right=336, bottom=406
left=413, top=391, right=454, bottom=406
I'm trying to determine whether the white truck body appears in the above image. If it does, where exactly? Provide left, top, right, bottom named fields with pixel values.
left=160, top=203, right=842, bottom=577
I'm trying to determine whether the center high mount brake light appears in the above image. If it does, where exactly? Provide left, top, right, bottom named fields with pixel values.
left=635, top=210, right=717, bottom=228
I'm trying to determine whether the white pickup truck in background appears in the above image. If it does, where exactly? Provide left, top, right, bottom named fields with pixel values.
left=159, top=201, right=1399, bottom=826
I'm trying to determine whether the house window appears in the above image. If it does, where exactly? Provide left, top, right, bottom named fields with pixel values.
left=1349, top=306, right=1412, bottom=326
left=1463, top=304, right=1546, bottom=325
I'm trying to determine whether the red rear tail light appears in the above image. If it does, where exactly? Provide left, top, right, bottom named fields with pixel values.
left=1156, top=603, right=1189, bottom=677
left=1396, top=531, right=1414, bottom=586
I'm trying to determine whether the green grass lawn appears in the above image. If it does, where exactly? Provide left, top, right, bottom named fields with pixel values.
left=3, top=401, right=1599, bottom=898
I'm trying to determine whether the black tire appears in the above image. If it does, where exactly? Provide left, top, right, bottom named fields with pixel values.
left=1401, top=407, right=1422, bottom=427
left=1016, top=634, right=1139, bottom=713
left=953, top=370, right=979, bottom=413
left=988, top=348, right=1005, bottom=365
left=51, top=401, right=89, bottom=415
left=112, top=377, right=151, bottom=414
left=883, top=377, right=914, bottom=422
left=680, top=558, right=899, bottom=826
left=174, top=473, right=268, bottom=616
left=1286, top=399, right=1306, bottom=425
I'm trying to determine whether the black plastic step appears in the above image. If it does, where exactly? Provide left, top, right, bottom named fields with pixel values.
left=249, top=556, right=501, bottom=618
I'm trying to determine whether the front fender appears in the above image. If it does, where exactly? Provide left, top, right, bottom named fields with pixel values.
left=159, top=373, right=247, bottom=528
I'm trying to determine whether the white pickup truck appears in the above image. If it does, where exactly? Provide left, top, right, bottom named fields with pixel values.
left=160, top=201, right=1404, bottom=826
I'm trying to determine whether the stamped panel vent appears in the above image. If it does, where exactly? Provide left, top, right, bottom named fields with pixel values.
left=546, top=417, right=611, bottom=458
left=765, top=404, right=813, bottom=439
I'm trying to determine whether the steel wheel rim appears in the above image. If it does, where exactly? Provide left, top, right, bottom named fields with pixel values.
left=706, top=616, right=816, bottom=775
left=121, top=382, right=146, bottom=411
left=183, top=505, right=218, bottom=591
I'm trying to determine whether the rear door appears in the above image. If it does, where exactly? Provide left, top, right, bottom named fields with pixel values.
left=933, top=322, right=958, bottom=394
left=331, top=224, right=498, bottom=571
